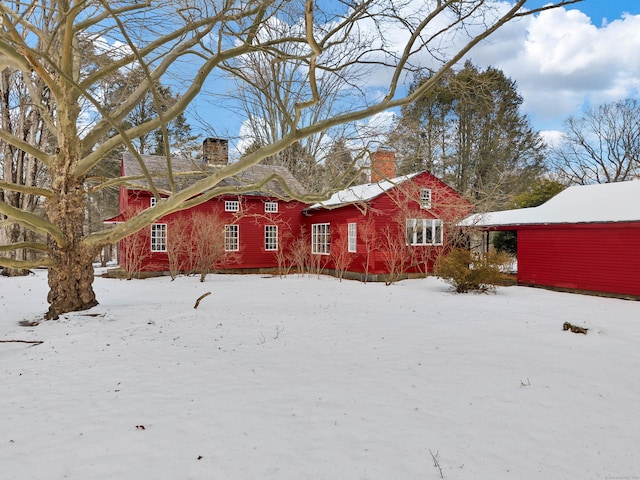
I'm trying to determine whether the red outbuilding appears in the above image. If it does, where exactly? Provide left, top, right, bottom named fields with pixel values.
left=465, top=180, right=640, bottom=298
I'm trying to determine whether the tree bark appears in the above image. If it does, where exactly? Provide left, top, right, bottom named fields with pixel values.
left=45, top=148, right=99, bottom=319
left=46, top=244, right=98, bottom=319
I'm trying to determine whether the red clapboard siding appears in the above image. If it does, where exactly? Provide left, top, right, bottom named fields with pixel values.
left=303, top=172, right=472, bottom=276
left=518, top=223, right=640, bottom=297
left=117, top=171, right=471, bottom=278
left=119, top=193, right=306, bottom=272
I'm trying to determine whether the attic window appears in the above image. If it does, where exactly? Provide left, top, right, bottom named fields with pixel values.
left=265, top=201, right=278, bottom=213
left=225, top=200, right=240, bottom=212
left=150, top=197, right=157, bottom=207
left=420, top=189, right=432, bottom=209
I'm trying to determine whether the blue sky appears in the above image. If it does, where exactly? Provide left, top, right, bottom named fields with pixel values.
left=411, top=0, right=640, bottom=142
left=188, top=1, right=640, bottom=153
left=469, top=0, right=640, bottom=140
left=533, top=0, right=640, bottom=25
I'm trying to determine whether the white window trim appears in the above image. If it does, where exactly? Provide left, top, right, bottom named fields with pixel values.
left=224, top=224, right=239, bottom=251
left=265, top=225, right=278, bottom=251
left=311, top=223, right=330, bottom=255
left=150, top=223, right=167, bottom=252
left=347, top=223, right=357, bottom=253
left=225, top=200, right=240, bottom=212
left=420, top=188, right=432, bottom=209
left=264, top=201, right=278, bottom=213
left=406, top=218, right=443, bottom=246
left=150, top=196, right=157, bottom=207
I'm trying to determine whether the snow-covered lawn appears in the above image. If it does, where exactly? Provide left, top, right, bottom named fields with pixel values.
left=1, top=270, right=639, bottom=480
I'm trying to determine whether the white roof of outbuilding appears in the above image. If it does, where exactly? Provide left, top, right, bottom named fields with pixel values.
left=462, top=180, right=640, bottom=227
left=307, top=172, right=420, bottom=210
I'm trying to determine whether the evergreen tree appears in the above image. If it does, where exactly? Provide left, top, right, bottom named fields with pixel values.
left=322, top=139, right=366, bottom=189
left=391, top=62, right=546, bottom=210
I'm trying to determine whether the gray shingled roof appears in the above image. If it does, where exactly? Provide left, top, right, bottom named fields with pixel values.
left=121, top=153, right=304, bottom=198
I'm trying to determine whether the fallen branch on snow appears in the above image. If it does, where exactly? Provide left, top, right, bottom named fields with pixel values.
left=0, top=339, right=43, bottom=345
left=563, top=322, right=588, bottom=335
left=430, top=449, right=444, bottom=479
left=194, top=291, right=212, bottom=309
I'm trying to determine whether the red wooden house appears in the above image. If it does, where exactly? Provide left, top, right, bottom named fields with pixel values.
left=465, top=180, right=640, bottom=298
left=105, top=142, right=471, bottom=281
left=303, top=151, right=472, bottom=280
left=105, top=138, right=307, bottom=274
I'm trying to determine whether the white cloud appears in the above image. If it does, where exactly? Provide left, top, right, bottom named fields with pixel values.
left=539, top=129, right=564, bottom=149
left=470, top=7, right=640, bottom=129
left=228, top=2, right=640, bottom=146
left=91, top=36, right=132, bottom=60
left=352, top=1, right=640, bottom=130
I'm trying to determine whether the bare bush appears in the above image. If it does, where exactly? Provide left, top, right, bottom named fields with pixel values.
left=166, top=211, right=238, bottom=282
left=120, top=229, right=153, bottom=280
left=287, top=226, right=311, bottom=276
left=191, top=212, right=238, bottom=282
left=331, top=224, right=354, bottom=281
left=166, top=215, right=193, bottom=280
left=378, top=225, right=413, bottom=285
left=273, top=229, right=294, bottom=277
left=360, top=216, right=378, bottom=283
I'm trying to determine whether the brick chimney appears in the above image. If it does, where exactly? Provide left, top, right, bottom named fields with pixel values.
left=203, top=138, right=228, bottom=167
left=370, top=150, right=396, bottom=183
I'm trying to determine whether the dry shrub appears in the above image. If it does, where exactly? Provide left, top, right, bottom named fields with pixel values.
left=331, top=224, right=354, bottom=281
left=437, top=248, right=510, bottom=293
left=287, top=226, right=311, bottom=275
left=378, top=225, right=412, bottom=285
left=272, top=229, right=294, bottom=277
left=120, top=229, right=153, bottom=279
left=166, top=211, right=238, bottom=282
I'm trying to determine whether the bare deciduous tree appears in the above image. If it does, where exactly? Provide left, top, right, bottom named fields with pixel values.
left=0, top=0, right=582, bottom=318
left=552, top=99, right=640, bottom=185
left=0, top=67, right=50, bottom=275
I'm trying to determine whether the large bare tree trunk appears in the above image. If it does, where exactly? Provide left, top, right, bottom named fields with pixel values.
left=46, top=245, right=98, bottom=319
left=45, top=156, right=99, bottom=319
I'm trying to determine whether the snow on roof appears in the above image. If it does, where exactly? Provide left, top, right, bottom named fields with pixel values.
left=462, top=180, right=640, bottom=227
left=307, top=172, right=421, bottom=210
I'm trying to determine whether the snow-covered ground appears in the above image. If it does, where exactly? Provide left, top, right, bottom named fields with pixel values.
left=1, top=270, right=639, bottom=480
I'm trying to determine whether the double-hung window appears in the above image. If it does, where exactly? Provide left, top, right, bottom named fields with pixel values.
left=150, top=224, right=167, bottom=252
left=224, top=225, right=239, bottom=251
left=150, top=196, right=157, bottom=207
left=265, top=225, right=278, bottom=251
left=347, top=223, right=357, bottom=252
left=406, top=219, right=443, bottom=246
left=311, top=223, right=330, bottom=255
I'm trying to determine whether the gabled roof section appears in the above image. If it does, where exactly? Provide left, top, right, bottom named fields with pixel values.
left=306, top=172, right=421, bottom=211
left=121, top=153, right=304, bottom=198
left=463, top=180, right=640, bottom=227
